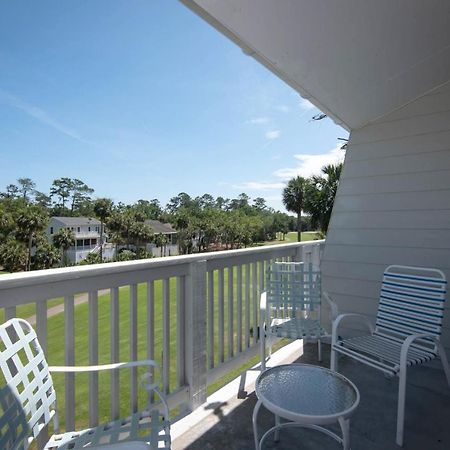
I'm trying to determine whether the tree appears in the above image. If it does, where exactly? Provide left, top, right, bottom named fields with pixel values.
left=304, top=163, right=343, bottom=233
left=0, top=239, right=27, bottom=272
left=1, top=184, right=19, bottom=199
left=53, top=228, right=75, bottom=267
left=31, top=238, right=60, bottom=270
left=17, top=178, right=36, bottom=201
left=282, top=176, right=307, bottom=242
left=50, top=178, right=73, bottom=211
left=153, top=233, right=169, bottom=257
left=70, top=179, right=94, bottom=212
left=16, top=206, right=48, bottom=270
left=34, top=191, right=52, bottom=208
left=93, top=198, right=113, bottom=261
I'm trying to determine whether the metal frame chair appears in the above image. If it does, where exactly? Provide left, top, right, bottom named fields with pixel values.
left=0, top=318, right=171, bottom=449
left=260, top=261, right=337, bottom=371
left=331, top=264, right=450, bottom=447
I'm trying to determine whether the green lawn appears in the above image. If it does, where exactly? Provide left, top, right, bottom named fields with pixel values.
left=41, top=265, right=263, bottom=431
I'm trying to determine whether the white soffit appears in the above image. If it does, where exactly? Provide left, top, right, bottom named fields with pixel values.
left=180, top=0, right=450, bottom=131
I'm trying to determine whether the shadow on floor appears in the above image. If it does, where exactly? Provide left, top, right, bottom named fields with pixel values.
left=175, top=344, right=450, bottom=450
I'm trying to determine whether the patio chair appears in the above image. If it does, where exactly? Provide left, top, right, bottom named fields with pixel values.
left=260, top=261, right=337, bottom=371
left=0, top=318, right=171, bottom=449
left=331, top=265, right=450, bottom=447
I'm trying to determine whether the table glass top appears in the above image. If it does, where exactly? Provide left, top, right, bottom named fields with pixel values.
left=256, top=364, right=358, bottom=417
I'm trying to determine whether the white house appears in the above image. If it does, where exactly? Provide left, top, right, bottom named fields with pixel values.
left=145, top=219, right=178, bottom=257
left=47, top=217, right=112, bottom=263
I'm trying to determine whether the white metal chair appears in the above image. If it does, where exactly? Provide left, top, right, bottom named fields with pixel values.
left=0, top=318, right=171, bottom=450
left=260, top=261, right=337, bottom=371
left=331, top=265, right=450, bottom=447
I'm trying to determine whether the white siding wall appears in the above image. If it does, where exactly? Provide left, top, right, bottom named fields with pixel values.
left=323, top=81, right=450, bottom=354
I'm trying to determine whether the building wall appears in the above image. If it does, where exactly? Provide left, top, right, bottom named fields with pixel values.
left=322, top=81, right=450, bottom=354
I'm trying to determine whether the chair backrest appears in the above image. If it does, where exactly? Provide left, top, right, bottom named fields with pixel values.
left=0, top=318, right=56, bottom=449
left=375, top=265, right=447, bottom=347
left=266, top=261, right=321, bottom=320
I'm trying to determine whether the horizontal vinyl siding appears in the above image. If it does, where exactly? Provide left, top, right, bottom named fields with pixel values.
left=322, top=81, right=450, bottom=355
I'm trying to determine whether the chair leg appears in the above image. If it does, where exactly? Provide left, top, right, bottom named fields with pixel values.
left=437, top=341, right=450, bottom=389
left=396, top=363, right=407, bottom=447
left=330, top=347, right=338, bottom=372
left=317, top=338, right=322, bottom=362
left=260, top=329, right=266, bottom=371
left=274, top=414, right=281, bottom=442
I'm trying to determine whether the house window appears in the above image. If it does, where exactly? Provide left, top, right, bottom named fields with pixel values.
left=50, top=227, right=53, bottom=235
left=84, top=239, right=90, bottom=246
left=95, top=226, right=99, bottom=232
left=91, top=238, right=97, bottom=246
left=88, top=226, right=91, bottom=232
left=76, top=239, right=83, bottom=247
left=77, top=227, right=81, bottom=232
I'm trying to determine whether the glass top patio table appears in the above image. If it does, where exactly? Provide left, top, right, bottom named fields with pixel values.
left=255, top=363, right=359, bottom=424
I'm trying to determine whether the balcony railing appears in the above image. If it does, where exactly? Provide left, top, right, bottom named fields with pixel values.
left=0, top=240, right=324, bottom=437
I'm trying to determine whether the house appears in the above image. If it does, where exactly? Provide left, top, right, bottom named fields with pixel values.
left=47, top=217, right=108, bottom=263
left=145, top=219, right=178, bottom=257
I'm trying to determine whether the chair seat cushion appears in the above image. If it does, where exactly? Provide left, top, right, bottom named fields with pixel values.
left=269, top=318, right=328, bottom=339
left=45, top=409, right=170, bottom=450
left=333, top=333, right=437, bottom=375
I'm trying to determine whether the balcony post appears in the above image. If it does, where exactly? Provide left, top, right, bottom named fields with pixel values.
left=185, top=259, right=208, bottom=411
left=293, top=244, right=304, bottom=263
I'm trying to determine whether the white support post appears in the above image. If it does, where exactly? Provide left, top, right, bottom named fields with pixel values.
left=293, top=245, right=304, bottom=263
left=185, top=260, right=207, bottom=411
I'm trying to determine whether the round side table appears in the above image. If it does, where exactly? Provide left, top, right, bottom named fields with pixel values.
left=253, top=364, right=359, bottom=449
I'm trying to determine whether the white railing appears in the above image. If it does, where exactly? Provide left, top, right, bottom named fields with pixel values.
left=0, top=240, right=324, bottom=435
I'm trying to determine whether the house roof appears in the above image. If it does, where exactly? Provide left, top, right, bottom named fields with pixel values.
left=145, top=220, right=177, bottom=234
left=52, top=217, right=101, bottom=226
left=181, top=1, right=450, bottom=130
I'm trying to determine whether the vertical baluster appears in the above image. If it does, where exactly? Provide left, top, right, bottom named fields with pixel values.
left=163, top=278, right=170, bottom=394
left=88, top=291, right=98, bottom=427
left=252, top=263, right=258, bottom=345
left=36, top=300, right=48, bottom=447
left=207, top=271, right=214, bottom=369
left=5, top=306, right=16, bottom=322
left=218, top=268, right=224, bottom=363
left=130, top=284, right=138, bottom=412
left=176, top=276, right=186, bottom=388
left=245, top=264, right=250, bottom=348
left=227, top=266, right=234, bottom=359
left=147, top=281, right=155, bottom=404
left=110, top=287, right=120, bottom=419
left=64, top=295, right=75, bottom=431
left=237, top=266, right=242, bottom=353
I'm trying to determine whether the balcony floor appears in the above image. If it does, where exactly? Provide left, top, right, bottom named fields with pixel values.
left=173, top=343, right=450, bottom=449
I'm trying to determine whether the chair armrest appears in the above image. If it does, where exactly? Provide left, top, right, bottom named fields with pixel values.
left=49, top=359, right=158, bottom=373
left=332, top=313, right=374, bottom=345
left=400, top=333, right=437, bottom=368
left=322, top=291, right=338, bottom=321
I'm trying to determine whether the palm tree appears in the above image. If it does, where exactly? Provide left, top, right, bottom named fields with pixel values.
left=16, top=206, right=48, bottom=271
left=304, top=163, right=343, bottom=233
left=53, top=228, right=75, bottom=267
left=282, top=176, right=306, bottom=242
left=93, top=198, right=113, bottom=261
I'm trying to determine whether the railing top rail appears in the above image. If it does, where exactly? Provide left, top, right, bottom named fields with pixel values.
left=0, top=240, right=324, bottom=291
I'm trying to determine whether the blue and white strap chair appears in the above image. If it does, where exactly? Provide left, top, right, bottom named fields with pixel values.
left=0, top=318, right=171, bottom=449
left=331, top=265, right=450, bottom=447
left=260, top=261, right=337, bottom=371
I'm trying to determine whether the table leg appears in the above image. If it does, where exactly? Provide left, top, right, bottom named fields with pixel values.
left=252, top=399, right=263, bottom=450
left=274, top=415, right=280, bottom=442
left=338, top=417, right=350, bottom=450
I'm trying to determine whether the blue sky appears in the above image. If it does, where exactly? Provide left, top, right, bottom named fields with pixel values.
left=0, top=0, right=346, bottom=211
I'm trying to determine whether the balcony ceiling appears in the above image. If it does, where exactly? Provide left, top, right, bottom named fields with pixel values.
left=181, top=0, right=450, bottom=130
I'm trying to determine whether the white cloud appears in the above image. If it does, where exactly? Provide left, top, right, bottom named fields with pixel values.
left=232, top=181, right=285, bottom=191
left=265, top=130, right=281, bottom=140
left=0, top=88, right=91, bottom=144
left=273, top=144, right=344, bottom=180
left=276, top=105, right=290, bottom=113
left=299, top=97, right=315, bottom=110
left=247, top=117, right=270, bottom=124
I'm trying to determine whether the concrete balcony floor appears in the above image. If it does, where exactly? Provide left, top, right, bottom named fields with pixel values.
left=173, top=343, right=450, bottom=449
